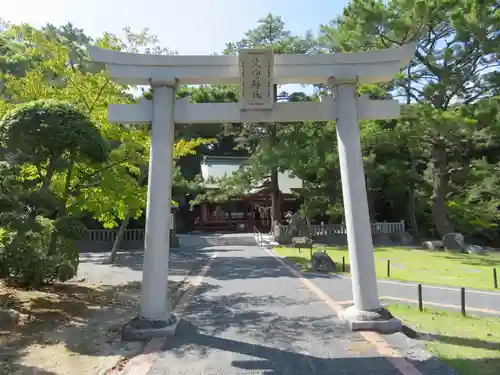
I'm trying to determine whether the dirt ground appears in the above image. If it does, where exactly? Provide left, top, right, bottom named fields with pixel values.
left=0, top=278, right=188, bottom=375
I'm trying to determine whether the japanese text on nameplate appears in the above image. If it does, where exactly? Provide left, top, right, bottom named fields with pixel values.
left=239, top=49, right=274, bottom=110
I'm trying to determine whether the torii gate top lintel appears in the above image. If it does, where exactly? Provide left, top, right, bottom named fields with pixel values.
left=87, top=43, right=416, bottom=86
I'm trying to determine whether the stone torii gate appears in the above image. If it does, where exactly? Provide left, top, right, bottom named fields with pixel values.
left=88, top=44, right=416, bottom=339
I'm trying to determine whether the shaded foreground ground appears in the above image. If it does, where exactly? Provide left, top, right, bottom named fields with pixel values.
left=389, top=304, right=500, bottom=375
left=0, top=281, right=145, bottom=375
left=0, top=246, right=199, bottom=375
left=274, top=245, right=500, bottom=290
left=143, top=234, right=456, bottom=375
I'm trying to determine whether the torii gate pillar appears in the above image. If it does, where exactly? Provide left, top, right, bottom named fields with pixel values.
left=121, top=81, right=179, bottom=340
left=331, top=78, right=400, bottom=332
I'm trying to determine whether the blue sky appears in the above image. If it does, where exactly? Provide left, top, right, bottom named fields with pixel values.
left=2, top=0, right=351, bottom=94
left=2, top=0, right=349, bottom=54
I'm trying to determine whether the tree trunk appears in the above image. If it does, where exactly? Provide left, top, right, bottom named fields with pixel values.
left=408, top=152, right=420, bottom=241
left=48, top=158, right=75, bottom=256
left=29, top=158, right=57, bottom=225
left=431, top=139, right=454, bottom=237
left=106, top=164, right=146, bottom=263
left=107, top=215, right=131, bottom=264
left=270, top=167, right=281, bottom=226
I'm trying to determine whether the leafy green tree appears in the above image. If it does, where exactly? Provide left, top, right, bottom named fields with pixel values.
left=320, top=0, right=500, bottom=236
left=0, top=99, right=107, bottom=286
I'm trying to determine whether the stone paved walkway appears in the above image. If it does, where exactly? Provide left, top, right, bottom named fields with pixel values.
left=141, top=233, right=454, bottom=375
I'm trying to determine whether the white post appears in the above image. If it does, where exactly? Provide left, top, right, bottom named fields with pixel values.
left=140, top=82, right=176, bottom=321
left=333, top=79, right=381, bottom=310
left=333, top=78, right=401, bottom=332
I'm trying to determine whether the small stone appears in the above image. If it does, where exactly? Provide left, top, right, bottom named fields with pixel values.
left=422, top=240, right=444, bottom=250
left=466, top=244, right=486, bottom=255
left=0, top=308, right=20, bottom=330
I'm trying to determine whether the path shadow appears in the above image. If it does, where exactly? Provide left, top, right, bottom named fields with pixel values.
left=178, top=282, right=341, bottom=344
left=402, top=324, right=500, bottom=351
left=439, top=252, right=500, bottom=268
left=398, top=325, right=500, bottom=375
left=162, top=319, right=398, bottom=375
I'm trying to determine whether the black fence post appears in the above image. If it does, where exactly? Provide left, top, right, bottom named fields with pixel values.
left=418, top=284, right=423, bottom=312
left=387, top=260, right=391, bottom=278
left=494, top=268, right=498, bottom=289
left=342, top=256, right=345, bottom=272
left=461, top=287, right=466, bottom=316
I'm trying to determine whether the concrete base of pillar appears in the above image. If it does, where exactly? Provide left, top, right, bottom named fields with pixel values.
left=340, top=305, right=402, bottom=334
left=121, top=313, right=179, bottom=341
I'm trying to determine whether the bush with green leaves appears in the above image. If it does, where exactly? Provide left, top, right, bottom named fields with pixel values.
left=0, top=216, right=79, bottom=286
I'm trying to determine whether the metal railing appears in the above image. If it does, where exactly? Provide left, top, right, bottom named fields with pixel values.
left=276, top=220, right=406, bottom=238
left=86, top=229, right=145, bottom=242
left=254, top=226, right=264, bottom=247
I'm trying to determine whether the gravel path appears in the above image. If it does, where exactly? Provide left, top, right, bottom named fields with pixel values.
left=76, top=251, right=146, bottom=286
left=76, top=248, right=196, bottom=286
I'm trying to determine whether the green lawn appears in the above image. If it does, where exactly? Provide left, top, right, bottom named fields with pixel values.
left=390, top=304, right=500, bottom=375
left=273, top=246, right=500, bottom=290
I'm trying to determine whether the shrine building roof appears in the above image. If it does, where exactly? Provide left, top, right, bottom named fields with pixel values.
left=200, top=156, right=302, bottom=194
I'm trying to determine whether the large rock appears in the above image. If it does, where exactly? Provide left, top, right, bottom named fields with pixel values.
left=311, top=251, right=336, bottom=273
left=422, top=240, right=444, bottom=250
left=443, top=232, right=465, bottom=252
left=466, top=244, right=486, bottom=255
left=0, top=308, right=20, bottom=330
